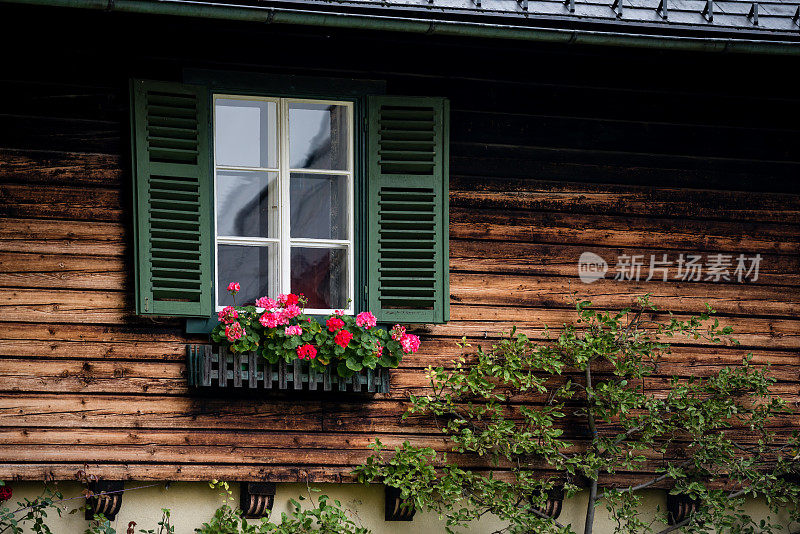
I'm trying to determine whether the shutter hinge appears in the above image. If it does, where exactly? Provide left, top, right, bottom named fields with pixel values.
left=362, top=116, right=368, bottom=134
left=364, top=284, right=368, bottom=297
left=144, top=297, right=150, bottom=312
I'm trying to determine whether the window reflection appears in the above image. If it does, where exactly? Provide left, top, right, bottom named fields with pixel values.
left=290, top=173, right=347, bottom=240
left=216, top=171, right=279, bottom=238
left=289, top=103, right=349, bottom=170
left=290, top=247, right=347, bottom=309
left=215, top=99, right=277, bottom=168
left=218, top=244, right=277, bottom=307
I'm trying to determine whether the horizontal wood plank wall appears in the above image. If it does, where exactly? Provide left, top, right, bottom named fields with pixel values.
left=0, top=9, right=798, bottom=484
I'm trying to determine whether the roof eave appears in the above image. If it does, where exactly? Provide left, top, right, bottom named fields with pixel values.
left=4, top=0, right=800, bottom=55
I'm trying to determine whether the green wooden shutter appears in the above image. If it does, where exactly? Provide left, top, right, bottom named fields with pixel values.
left=130, top=79, right=213, bottom=317
left=366, top=96, right=449, bottom=324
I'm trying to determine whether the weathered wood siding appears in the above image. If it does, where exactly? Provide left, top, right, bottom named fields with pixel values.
left=0, top=8, right=798, bottom=484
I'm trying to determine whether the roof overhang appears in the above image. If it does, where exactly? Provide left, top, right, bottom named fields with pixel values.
left=3, top=0, right=800, bottom=54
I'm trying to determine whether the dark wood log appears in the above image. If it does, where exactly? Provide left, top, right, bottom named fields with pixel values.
left=0, top=252, right=125, bottom=289
left=0, top=114, right=120, bottom=154
left=451, top=176, right=800, bottom=223
left=450, top=110, right=800, bottom=162
left=0, top=218, right=125, bottom=256
left=450, top=273, right=800, bottom=317
left=450, top=240, right=800, bottom=286
left=0, top=149, right=123, bottom=187
left=450, top=207, right=800, bottom=254
left=0, top=183, right=122, bottom=221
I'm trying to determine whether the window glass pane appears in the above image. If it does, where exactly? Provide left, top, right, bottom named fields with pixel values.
left=291, top=247, right=348, bottom=309
left=289, top=103, right=349, bottom=171
left=216, top=170, right=279, bottom=238
left=290, top=172, right=348, bottom=240
left=218, top=244, right=278, bottom=307
left=215, top=99, right=276, bottom=168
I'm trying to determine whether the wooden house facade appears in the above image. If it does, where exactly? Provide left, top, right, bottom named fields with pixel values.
left=0, top=0, right=798, bottom=524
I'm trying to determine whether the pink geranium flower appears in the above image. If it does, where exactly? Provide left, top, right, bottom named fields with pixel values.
left=259, top=312, right=279, bottom=329
left=390, top=324, right=406, bottom=341
left=227, top=282, right=240, bottom=294
left=218, top=306, right=238, bottom=324
left=356, top=311, right=377, bottom=329
left=400, top=334, right=420, bottom=354
left=255, top=296, right=278, bottom=310
left=297, top=344, right=317, bottom=360
left=284, top=304, right=302, bottom=319
left=334, top=329, right=353, bottom=348
left=225, top=322, right=244, bottom=342
left=284, top=325, right=303, bottom=336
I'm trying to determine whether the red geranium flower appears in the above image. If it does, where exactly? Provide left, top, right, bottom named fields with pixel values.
left=297, top=344, right=317, bottom=360
left=0, top=486, right=12, bottom=501
left=334, top=329, right=353, bottom=348
left=279, top=293, right=300, bottom=307
left=326, top=317, right=345, bottom=332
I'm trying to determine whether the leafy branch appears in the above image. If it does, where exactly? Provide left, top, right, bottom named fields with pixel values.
left=355, top=297, right=800, bottom=534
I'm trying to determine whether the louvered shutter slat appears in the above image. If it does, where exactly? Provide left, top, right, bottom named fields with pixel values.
left=131, top=79, right=213, bottom=317
left=367, top=96, right=449, bottom=324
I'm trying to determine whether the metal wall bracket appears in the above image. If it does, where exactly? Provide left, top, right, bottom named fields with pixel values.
left=85, top=480, right=124, bottom=521
left=667, top=493, right=701, bottom=525
left=564, top=0, right=576, bottom=13
left=534, top=486, right=565, bottom=519
left=385, top=486, right=415, bottom=521
left=702, top=0, right=714, bottom=21
left=612, top=0, right=623, bottom=18
left=657, top=0, right=668, bottom=19
left=748, top=2, right=759, bottom=25
left=241, top=482, right=276, bottom=519
left=517, top=0, right=529, bottom=10
left=472, top=0, right=481, bottom=7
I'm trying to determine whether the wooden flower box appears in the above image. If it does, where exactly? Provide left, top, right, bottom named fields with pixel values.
left=186, top=344, right=390, bottom=393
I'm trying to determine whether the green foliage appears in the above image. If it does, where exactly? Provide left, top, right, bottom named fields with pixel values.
left=138, top=509, right=175, bottom=534
left=194, top=503, right=270, bottom=534
left=355, top=297, right=800, bottom=534
left=1, top=480, right=370, bottom=534
left=84, top=515, right=116, bottom=534
left=195, top=484, right=370, bottom=534
left=263, top=494, right=370, bottom=534
left=0, top=483, right=63, bottom=534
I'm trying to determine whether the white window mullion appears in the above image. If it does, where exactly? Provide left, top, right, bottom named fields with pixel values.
left=347, top=103, right=355, bottom=315
left=287, top=168, right=351, bottom=175
left=279, top=98, right=292, bottom=297
left=290, top=238, right=351, bottom=248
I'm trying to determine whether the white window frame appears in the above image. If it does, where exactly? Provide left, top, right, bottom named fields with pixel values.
left=212, top=94, right=355, bottom=316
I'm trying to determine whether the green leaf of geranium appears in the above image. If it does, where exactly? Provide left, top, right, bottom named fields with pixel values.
left=346, top=358, right=363, bottom=372
left=336, top=361, right=352, bottom=378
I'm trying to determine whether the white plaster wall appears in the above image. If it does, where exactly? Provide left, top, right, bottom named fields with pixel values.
left=2, top=482, right=794, bottom=533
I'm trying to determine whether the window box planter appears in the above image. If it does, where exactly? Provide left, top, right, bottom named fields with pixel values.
left=186, top=344, right=390, bottom=393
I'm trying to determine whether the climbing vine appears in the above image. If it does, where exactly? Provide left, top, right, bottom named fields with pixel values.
left=355, top=297, right=800, bottom=533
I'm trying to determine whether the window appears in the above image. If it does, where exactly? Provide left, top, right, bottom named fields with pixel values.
left=213, top=96, right=354, bottom=314
left=130, top=78, right=450, bottom=325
